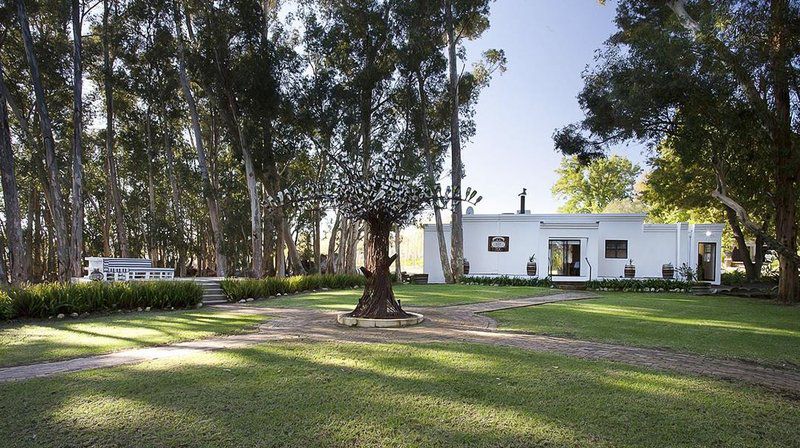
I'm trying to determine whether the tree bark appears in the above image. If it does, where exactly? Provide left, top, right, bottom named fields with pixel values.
left=0, top=65, right=26, bottom=284
left=416, top=70, right=454, bottom=283
left=103, top=0, right=129, bottom=257
left=445, top=0, right=464, bottom=279
left=313, top=208, right=321, bottom=273
left=347, top=218, right=408, bottom=319
left=70, top=0, right=84, bottom=277
left=146, top=112, right=157, bottom=264
left=284, top=219, right=305, bottom=275
left=174, top=6, right=226, bottom=276
left=326, top=212, right=340, bottom=274
left=724, top=206, right=759, bottom=281
left=394, top=225, right=401, bottom=280
left=163, top=110, right=186, bottom=276
left=17, top=0, right=71, bottom=280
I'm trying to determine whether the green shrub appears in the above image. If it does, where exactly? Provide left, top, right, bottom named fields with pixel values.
left=584, top=278, right=693, bottom=293
left=220, top=274, right=366, bottom=302
left=0, top=281, right=203, bottom=320
left=460, top=275, right=553, bottom=288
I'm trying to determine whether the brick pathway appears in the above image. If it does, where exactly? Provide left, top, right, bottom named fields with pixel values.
left=2, top=291, right=799, bottom=395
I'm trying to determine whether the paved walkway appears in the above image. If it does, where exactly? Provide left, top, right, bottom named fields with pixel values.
left=2, top=292, right=800, bottom=395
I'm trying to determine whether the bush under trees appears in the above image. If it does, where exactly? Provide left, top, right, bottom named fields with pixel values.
left=0, top=281, right=203, bottom=320
left=220, top=274, right=366, bottom=302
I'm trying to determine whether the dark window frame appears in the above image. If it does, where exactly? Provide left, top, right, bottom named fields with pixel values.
left=605, top=240, right=628, bottom=259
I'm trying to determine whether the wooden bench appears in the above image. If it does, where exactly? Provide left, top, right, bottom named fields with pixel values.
left=85, top=257, right=175, bottom=281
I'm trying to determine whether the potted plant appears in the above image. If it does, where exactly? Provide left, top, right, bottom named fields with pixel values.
left=662, top=262, right=675, bottom=279
left=463, top=259, right=470, bottom=275
left=624, top=259, right=636, bottom=278
left=526, top=254, right=537, bottom=276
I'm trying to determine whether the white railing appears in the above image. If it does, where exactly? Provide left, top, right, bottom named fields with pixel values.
left=84, top=257, right=174, bottom=281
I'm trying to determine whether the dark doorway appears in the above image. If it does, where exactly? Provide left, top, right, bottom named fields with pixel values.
left=697, top=242, right=716, bottom=281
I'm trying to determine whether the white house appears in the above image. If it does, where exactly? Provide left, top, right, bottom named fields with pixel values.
left=423, top=211, right=723, bottom=285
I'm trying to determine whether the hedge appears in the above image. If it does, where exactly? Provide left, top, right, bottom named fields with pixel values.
left=584, top=278, right=693, bottom=292
left=0, top=281, right=204, bottom=320
left=220, top=274, right=366, bottom=302
left=460, top=275, right=553, bottom=287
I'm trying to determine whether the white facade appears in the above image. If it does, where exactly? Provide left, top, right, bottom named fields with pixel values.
left=423, top=213, right=723, bottom=284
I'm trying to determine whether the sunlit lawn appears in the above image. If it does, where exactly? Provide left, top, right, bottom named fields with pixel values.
left=490, top=292, right=800, bottom=365
left=259, top=284, right=556, bottom=311
left=0, top=309, right=269, bottom=368
left=0, top=341, right=797, bottom=447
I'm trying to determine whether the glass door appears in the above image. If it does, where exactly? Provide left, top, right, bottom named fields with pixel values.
left=697, top=242, right=716, bottom=281
left=549, top=240, right=581, bottom=276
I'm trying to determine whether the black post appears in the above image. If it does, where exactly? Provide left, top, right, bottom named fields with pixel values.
left=518, top=188, right=527, bottom=214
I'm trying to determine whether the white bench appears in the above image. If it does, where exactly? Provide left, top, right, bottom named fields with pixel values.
left=85, top=257, right=175, bottom=281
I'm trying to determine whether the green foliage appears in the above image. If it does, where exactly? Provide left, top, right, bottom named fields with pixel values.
left=721, top=271, right=778, bottom=286
left=220, top=274, right=366, bottom=302
left=552, top=155, right=642, bottom=214
left=585, top=278, right=692, bottom=293
left=461, top=275, right=553, bottom=288
left=0, top=281, right=203, bottom=320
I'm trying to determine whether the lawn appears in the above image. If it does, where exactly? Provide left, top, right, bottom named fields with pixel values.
left=0, top=341, right=797, bottom=447
left=259, top=284, right=555, bottom=311
left=490, top=292, right=800, bottom=365
left=0, top=309, right=268, bottom=368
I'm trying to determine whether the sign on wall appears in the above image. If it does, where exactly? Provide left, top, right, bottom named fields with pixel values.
left=488, top=236, right=510, bottom=252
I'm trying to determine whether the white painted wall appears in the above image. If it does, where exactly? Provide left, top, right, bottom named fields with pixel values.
left=423, top=213, right=724, bottom=284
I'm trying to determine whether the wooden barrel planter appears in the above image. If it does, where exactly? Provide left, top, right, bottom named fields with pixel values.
left=624, top=264, right=636, bottom=278
left=463, top=260, right=470, bottom=275
left=526, top=262, right=537, bottom=276
left=662, top=264, right=675, bottom=279
left=407, top=274, right=429, bottom=285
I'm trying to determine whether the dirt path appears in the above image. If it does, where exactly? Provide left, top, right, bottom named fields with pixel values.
left=1, top=292, right=799, bottom=395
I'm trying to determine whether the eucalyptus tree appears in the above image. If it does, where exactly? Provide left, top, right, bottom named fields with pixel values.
left=555, top=0, right=799, bottom=302
left=15, top=0, right=72, bottom=280
left=0, top=59, right=25, bottom=284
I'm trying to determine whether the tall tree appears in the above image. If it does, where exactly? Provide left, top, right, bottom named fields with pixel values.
left=173, top=3, right=226, bottom=275
left=70, top=0, right=85, bottom=276
left=552, top=155, right=641, bottom=214
left=16, top=0, right=71, bottom=280
left=555, top=0, right=799, bottom=301
left=0, top=61, right=25, bottom=284
left=102, top=0, right=129, bottom=256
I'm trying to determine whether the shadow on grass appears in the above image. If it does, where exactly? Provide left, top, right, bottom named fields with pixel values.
left=0, top=310, right=269, bottom=368
left=1, top=341, right=798, bottom=447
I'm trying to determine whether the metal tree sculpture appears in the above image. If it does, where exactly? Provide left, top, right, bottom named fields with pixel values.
left=269, top=146, right=480, bottom=319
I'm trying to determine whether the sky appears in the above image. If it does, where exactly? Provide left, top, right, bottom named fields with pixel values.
left=456, top=0, right=647, bottom=214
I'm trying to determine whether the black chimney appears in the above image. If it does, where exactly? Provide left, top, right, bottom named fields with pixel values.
left=518, top=188, right=527, bottom=214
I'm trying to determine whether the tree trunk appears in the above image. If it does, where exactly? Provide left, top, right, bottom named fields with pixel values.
left=769, top=0, right=797, bottom=303
left=70, top=0, right=84, bottom=277
left=313, top=208, right=321, bottom=273
left=347, top=218, right=408, bottom=319
left=284, top=219, right=305, bottom=275
left=445, top=0, right=464, bottom=279
left=394, top=225, right=401, bottom=280
left=146, top=112, right=157, bottom=264
left=17, top=0, right=71, bottom=280
left=724, top=206, right=759, bottom=281
left=326, top=212, right=340, bottom=274
left=416, top=70, right=454, bottom=283
left=163, top=111, right=186, bottom=276
left=174, top=7, right=226, bottom=276
left=103, top=0, right=129, bottom=257
left=0, top=65, right=26, bottom=284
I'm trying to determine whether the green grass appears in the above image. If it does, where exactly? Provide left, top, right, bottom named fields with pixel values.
left=258, top=284, right=555, bottom=311
left=0, top=309, right=268, bottom=368
left=0, top=341, right=797, bottom=447
left=490, top=292, right=800, bottom=365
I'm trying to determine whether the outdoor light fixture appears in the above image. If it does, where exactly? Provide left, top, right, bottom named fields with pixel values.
left=705, top=230, right=712, bottom=237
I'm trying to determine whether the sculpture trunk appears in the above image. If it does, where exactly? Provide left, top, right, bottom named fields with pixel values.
left=347, top=218, right=409, bottom=319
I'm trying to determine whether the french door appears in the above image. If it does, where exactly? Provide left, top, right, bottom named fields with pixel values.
left=549, top=240, right=581, bottom=277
